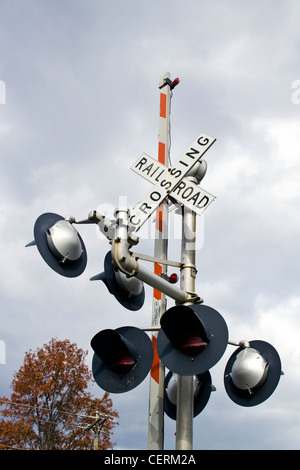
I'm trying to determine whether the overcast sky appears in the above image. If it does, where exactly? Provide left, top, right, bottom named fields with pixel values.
left=1, top=0, right=300, bottom=450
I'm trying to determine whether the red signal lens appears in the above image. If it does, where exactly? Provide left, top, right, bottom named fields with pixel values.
left=172, top=78, right=180, bottom=88
left=159, top=305, right=211, bottom=359
left=91, top=329, right=137, bottom=375
left=168, top=273, right=178, bottom=284
left=110, top=353, right=136, bottom=375
left=178, top=333, right=208, bottom=357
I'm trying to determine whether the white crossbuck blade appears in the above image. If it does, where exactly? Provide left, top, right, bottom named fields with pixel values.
left=129, top=132, right=216, bottom=231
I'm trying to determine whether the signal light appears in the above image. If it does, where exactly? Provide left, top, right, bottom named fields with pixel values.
left=92, top=329, right=136, bottom=375
left=91, top=326, right=154, bottom=393
left=186, top=159, right=207, bottom=182
left=160, top=77, right=180, bottom=90
left=90, top=251, right=145, bottom=311
left=168, top=273, right=178, bottom=284
left=176, top=324, right=209, bottom=357
left=157, top=304, right=228, bottom=375
left=164, top=370, right=213, bottom=421
left=26, top=212, right=87, bottom=278
left=158, top=272, right=178, bottom=284
left=224, top=340, right=282, bottom=407
left=172, top=78, right=180, bottom=88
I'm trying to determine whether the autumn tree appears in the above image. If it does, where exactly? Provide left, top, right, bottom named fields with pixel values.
left=0, top=338, right=118, bottom=450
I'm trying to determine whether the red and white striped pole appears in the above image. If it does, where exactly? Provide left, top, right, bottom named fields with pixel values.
left=147, top=73, right=179, bottom=450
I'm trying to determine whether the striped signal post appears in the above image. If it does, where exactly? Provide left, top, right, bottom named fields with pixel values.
left=147, top=73, right=178, bottom=449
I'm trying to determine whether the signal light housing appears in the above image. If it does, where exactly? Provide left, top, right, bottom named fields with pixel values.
left=172, top=77, right=180, bottom=88
left=224, top=340, right=282, bottom=407
left=91, top=326, right=154, bottom=393
left=164, top=370, right=213, bottom=421
left=168, top=273, right=179, bottom=284
left=90, top=251, right=145, bottom=311
left=27, top=212, right=87, bottom=277
left=157, top=304, right=228, bottom=375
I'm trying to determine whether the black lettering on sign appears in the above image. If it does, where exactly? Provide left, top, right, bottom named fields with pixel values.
left=160, top=180, right=172, bottom=189
left=150, top=166, right=160, bottom=178
left=129, top=214, right=141, bottom=226
left=197, top=196, right=210, bottom=208
left=150, top=191, right=162, bottom=202
left=139, top=202, right=152, bottom=214
left=197, top=136, right=209, bottom=146
left=155, top=169, right=165, bottom=182
left=182, top=187, right=194, bottom=199
left=173, top=181, right=186, bottom=195
left=135, top=156, right=147, bottom=170
left=187, top=191, right=201, bottom=205
left=142, top=163, right=154, bottom=175
left=185, top=147, right=199, bottom=159
left=170, top=168, right=182, bottom=179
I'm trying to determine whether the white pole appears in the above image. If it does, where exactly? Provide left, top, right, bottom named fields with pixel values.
left=147, top=73, right=172, bottom=450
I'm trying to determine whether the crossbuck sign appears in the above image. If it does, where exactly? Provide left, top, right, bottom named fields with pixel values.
left=129, top=132, right=216, bottom=231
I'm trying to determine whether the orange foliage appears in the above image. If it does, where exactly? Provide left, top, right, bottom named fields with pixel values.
left=0, top=338, right=118, bottom=450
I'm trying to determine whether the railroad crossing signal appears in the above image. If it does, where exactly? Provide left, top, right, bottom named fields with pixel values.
left=26, top=212, right=87, bottom=278
left=157, top=304, right=229, bottom=376
left=224, top=340, right=282, bottom=407
left=131, top=152, right=215, bottom=218
left=90, top=251, right=145, bottom=311
left=26, top=73, right=283, bottom=451
left=164, top=370, right=213, bottom=420
left=129, top=132, right=216, bottom=231
left=91, top=327, right=154, bottom=393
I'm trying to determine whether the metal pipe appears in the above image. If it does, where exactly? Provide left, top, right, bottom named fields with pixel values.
left=228, top=340, right=250, bottom=348
left=111, top=208, right=189, bottom=304
left=176, top=205, right=196, bottom=450
left=136, top=265, right=187, bottom=304
left=111, top=208, right=138, bottom=275
left=140, top=326, right=160, bottom=332
left=176, top=375, right=194, bottom=449
left=130, top=252, right=182, bottom=268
